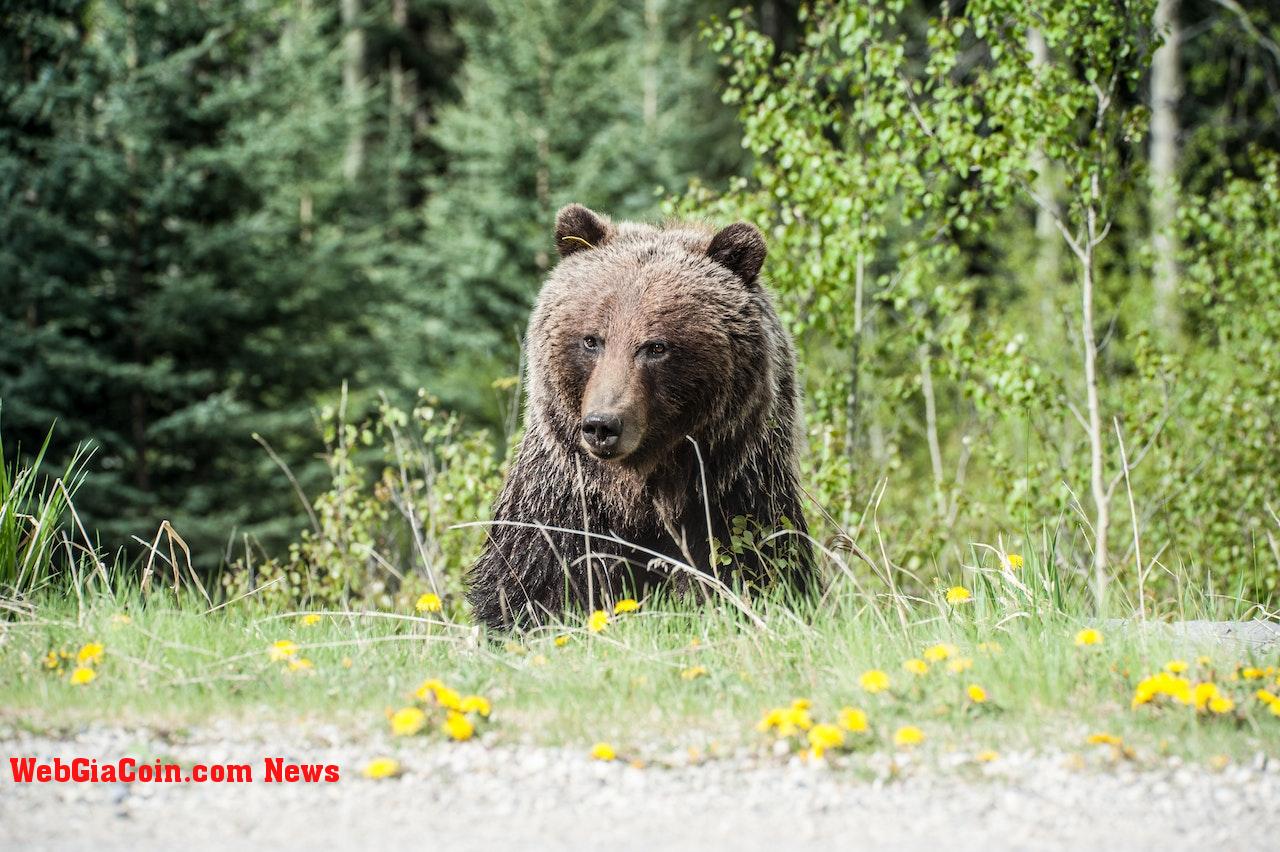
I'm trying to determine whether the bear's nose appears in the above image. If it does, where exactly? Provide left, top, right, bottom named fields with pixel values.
left=581, top=413, right=623, bottom=452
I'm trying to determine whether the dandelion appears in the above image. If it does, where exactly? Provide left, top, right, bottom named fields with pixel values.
left=807, top=724, right=845, bottom=758
left=903, top=658, right=929, bottom=676
left=837, top=707, right=869, bottom=733
left=362, top=757, right=401, bottom=779
left=459, top=695, right=492, bottom=717
left=42, top=651, right=62, bottom=670
left=1257, top=689, right=1278, bottom=707
left=1208, top=696, right=1235, bottom=715
left=947, top=657, right=974, bottom=675
left=966, top=684, right=988, bottom=704
left=554, top=635, right=570, bottom=647
left=69, top=667, right=96, bottom=686
left=1241, top=667, right=1265, bottom=680
left=1189, top=682, right=1222, bottom=711
left=1196, top=655, right=1212, bottom=667
left=442, top=711, right=475, bottom=741
left=415, top=593, right=442, bottom=613
left=1132, top=672, right=1192, bottom=707
left=757, top=702, right=813, bottom=737
left=591, top=742, right=617, bottom=762
left=893, top=725, right=925, bottom=747
left=923, top=643, right=957, bottom=662
left=680, top=666, right=708, bottom=681
left=587, top=610, right=609, bottom=633
left=415, top=678, right=445, bottom=702
left=1270, top=701, right=1280, bottom=719
left=1006, top=553, right=1024, bottom=570
left=859, top=669, right=890, bottom=694
left=1086, top=732, right=1122, bottom=746
left=1164, top=660, right=1188, bottom=674
left=613, top=599, right=640, bottom=614
left=286, top=658, right=314, bottom=672
left=300, top=614, right=322, bottom=627
left=76, top=642, right=105, bottom=666
left=975, top=750, right=999, bottom=763
left=433, top=685, right=463, bottom=711
left=268, top=640, right=299, bottom=662
left=1074, top=628, right=1103, bottom=647
left=390, top=707, right=427, bottom=736
left=945, top=586, right=972, bottom=604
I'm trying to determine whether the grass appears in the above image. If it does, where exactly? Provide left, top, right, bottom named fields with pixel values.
left=3, top=568, right=1277, bottom=768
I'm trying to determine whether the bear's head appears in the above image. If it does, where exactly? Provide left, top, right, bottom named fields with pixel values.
left=526, top=203, right=778, bottom=478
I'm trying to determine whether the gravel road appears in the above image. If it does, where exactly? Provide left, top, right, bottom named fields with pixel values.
left=2, top=723, right=1278, bottom=851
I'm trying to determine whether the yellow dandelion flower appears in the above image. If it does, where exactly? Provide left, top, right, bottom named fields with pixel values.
left=903, top=658, right=929, bottom=676
left=859, top=669, right=890, bottom=693
left=807, top=723, right=845, bottom=758
left=414, top=678, right=445, bottom=701
left=590, top=742, right=617, bottom=762
left=587, top=610, right=609, bottom=633
left=1196, top=655, right=1212, bottom=667
left=923, top=643, right=957, bottom=662
left=1074, top=628, right=1102, bottom=647
left=680, top=666, right=709, bottom=681
left=286, top=657, right=314, bottom=672
left=1189, top=681, right=1221, bottom=710
left=76, top=642, right=105, bottom=666
left=966, top=684, right=988, bottom=703
left=893, top=725, right=925, bottom=747
left=442, top=711, right=475, bottom=741
left=1207, top=695, right=1235, bottom=715
left=362, top=757, right=401, bottom=779
left=837, top=707, right=869, bottom=733
left=554, top=635, right=570, bottom=647
left=1256, top=689, right=1278, bottom=706
left=1086, top=732, right=1122, bottom=746
left=42, top=650, right=62, bottom=670
left=68, top=667, right=96, bottom=685
left=415, top=593, right=443, bottom=613
left=433, top=685, right=463, bottom=711
left=390, top=706, right=427, bottom=736
left=1006, top=553, right=1024, bottom=570
left=268, top=640, right=299, bottom=662
left=975, top=750, right=999, bottom=763
left=1164, top=660, right=1188, bottom=674
left=947, top=657, right=974, bottom=674
left=342, top=657, right=353, bottom=668
left=790, top=698, right=812, bottom=711
left=613, top=598, right=640, bottom=614
left=945, top=586, right=972, bottom=604
left=1270, top=700, right=1280, bottom=718
left=1132, top=672, right=1193, bottom=708
left=1241, top=667, right=1265, bottom=680
left=459, top=695, right=491, bottom=717
left=299, top=614, right=322, bottom=626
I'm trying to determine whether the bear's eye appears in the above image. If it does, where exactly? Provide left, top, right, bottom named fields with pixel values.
left=643, top=341, right=669, bottom=359
left=581, top=335, right=601, bottom=352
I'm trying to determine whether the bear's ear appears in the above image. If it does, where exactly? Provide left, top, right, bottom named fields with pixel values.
left=706, top=221, right=767, bottom=285
left=555, top=204, right=611, bottom=258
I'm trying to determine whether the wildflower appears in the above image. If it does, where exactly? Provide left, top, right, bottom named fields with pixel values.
left=613, top=598, right=640, bottom=614
left=1196, top=655, right=1212, bottom=667
left=415, top=678, right=445, bottom=702
left=76, top=642, right=105, bottom=666
left=554, top=635, right=571, bottom=647
left=433, top=685, right=463, bottom=711
left=1164, top=660, right=1188, bottom=674
left=342, top=657, right=353, bottom=668
left=893, top=725, right=925, bottom=747
left=69, top=667, right=96, bottom=686
left=947, top=657, right=974, bottom=675
left=1132, top=672, right=1192, bottom=708
left=680, top=666, right=708, bottom=681
left=42, top=651, right=62, bottom=670
left=837, top=707, right=869, bottom=733
left=945, top=586, right=972, bottom=604
left=1241, top=667, right=1265, bottom=680
left=442, top=711, right=475, bottom=741
left=859, top=669, right=890, bottom=694
left=807, top=724, right=845, bottom=758
left=966, top=684, right=988, bottom=704
left=591, top=742, right=617, bottom=762
left=110, top=613, right=132, bottom=626
left=1086, top=732, right=1122, bottom=746
left=1271, top=701, right=1280, bottom=718
left=268, top=640, right=299, bottom=662
left=300, top=614, right=321, bottom=627
left=1006, top=553, right=1024, bottom=570
left=757, top=702, right=813, bottom=737
left=903, top=658, right=929, bottom=676
left=923, top=644, right=957, bottom=662
left=459, top=695, right=492, bottom=717
left=415, top=593, right=442, bottom=613
left=1074, top=628, right=1102, bottom=647
left=1207, top=696, right=1235, bottom=715
left=1189, top=682, right=1222, bottom=711
left=587, top=610, right=609, bottom=633
left=390, top=706, right=427, bottom=736
left=1257, top=689, right=1278, bottom=706
left=362, top=757, right=401, bottom=779
left=286, top=657, right=314, bottom=672
left=975, top=750, right=999, bottom=763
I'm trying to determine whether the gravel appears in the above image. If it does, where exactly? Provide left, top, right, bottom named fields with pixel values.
left=3, top=724, right=1278, bottom=851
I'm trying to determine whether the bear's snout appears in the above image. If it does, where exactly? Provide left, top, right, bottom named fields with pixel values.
left=580, top=412, right=624, bottom=457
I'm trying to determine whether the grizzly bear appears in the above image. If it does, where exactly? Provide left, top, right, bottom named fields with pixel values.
left=467, top=204, right=813, bottom=629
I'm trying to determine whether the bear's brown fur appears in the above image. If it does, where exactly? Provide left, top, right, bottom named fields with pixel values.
left=467, top=204, right=813, bottom=629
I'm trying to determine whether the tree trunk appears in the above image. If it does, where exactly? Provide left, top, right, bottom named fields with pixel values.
left=1150, top=0, right=1182, bottom=339
left=1027, top=28, right=1061, bottom=296
left=342, top=0, right=365, bottom=182
left=1082, top=174, right=1110, bottom=612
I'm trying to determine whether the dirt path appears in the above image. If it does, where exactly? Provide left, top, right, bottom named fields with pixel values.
left=3, top=724, right=1278, bottom=850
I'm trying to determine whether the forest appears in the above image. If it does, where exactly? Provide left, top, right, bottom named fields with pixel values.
left=4, top=0, right=1280, bottom=614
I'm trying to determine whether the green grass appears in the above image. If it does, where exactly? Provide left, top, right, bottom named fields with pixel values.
left=3, top=571, right=1277, bottom=767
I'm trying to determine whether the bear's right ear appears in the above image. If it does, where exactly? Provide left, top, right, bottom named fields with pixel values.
left=555, top=204, right=611, bottom=258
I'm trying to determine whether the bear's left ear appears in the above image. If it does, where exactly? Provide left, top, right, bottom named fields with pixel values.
left=555, top=204, right=612, bottom=258
left=706, top=221, right=767, bottom=285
